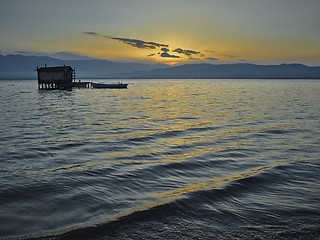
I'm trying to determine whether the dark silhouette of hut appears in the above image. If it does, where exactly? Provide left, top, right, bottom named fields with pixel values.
left=37, top=65, right=75, bottom=90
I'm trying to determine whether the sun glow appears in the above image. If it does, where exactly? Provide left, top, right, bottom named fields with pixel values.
left=1, top=0, right=319, bottom=65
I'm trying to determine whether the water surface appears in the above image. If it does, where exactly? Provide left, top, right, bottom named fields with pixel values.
left=0, top=79, right=319, bottom=239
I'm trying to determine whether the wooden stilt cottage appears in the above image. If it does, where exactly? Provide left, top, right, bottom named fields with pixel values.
left=37, top=65, right=75, bottom=90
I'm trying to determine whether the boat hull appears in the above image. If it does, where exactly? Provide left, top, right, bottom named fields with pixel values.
left=92, top=83, right=128, bottom=89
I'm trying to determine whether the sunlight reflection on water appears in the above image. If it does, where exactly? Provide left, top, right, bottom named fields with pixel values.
left=0, top=79, right=319, bottom=239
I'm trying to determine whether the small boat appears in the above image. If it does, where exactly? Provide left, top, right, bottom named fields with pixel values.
left=91, top=82, right=128, bottom=89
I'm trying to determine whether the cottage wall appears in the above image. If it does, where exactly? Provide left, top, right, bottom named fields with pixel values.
left=38, top=71, right=72, bottom=83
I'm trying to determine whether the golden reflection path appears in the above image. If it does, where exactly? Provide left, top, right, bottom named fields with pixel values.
left=151, top=158, right=320, bottom=198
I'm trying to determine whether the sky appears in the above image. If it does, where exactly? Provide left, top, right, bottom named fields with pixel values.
left=1, top=0, right=320, bottom=65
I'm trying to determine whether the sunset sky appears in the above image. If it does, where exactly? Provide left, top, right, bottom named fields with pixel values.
left=1, top=0, right=319, bottom=65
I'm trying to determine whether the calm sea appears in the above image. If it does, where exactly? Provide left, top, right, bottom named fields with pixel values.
left=0, top=79, right=319, bottom=239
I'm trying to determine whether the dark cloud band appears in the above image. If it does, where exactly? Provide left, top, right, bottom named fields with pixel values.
left=83, top=32, right=168, bottom=49
left=83, top=32, right=101, bottom=36
left=160, top=52, right=180, bottom=58
left=205, top=57, right=219, bottom=61
left=173, top=48, right=201, bottom=56
left=161, top=48, right=170, bottom=52
left=108, top=37, right=168, bottom=49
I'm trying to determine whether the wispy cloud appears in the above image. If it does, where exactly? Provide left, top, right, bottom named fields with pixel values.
left=106, top=36, right=168, bottom=49
left=173, top=48, right=201, bottom=56
left=82, top=31, right=238, bottom=62
left=160, top=52, right=180, bottom=58
left=158, top=47, right=180, bottom=58
left=83, top=31, right=101, bottom=36
left=161, top=48, right=170, bottom=52
left=11, top=50, right=95, bottom=60
left=205, top=57, right=219, bottom=61
left=205, top=50, right=215, bottom=54
left=84, top=32, right=169, bottom=50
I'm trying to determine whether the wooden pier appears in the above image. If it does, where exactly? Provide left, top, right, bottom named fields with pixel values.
left=72, top=81, right=91, bottom=88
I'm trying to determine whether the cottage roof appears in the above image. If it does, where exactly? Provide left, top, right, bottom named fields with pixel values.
left=37, top=66, right=74, bottom=72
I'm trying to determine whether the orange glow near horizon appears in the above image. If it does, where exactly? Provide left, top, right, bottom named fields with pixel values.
left=1, top=1, right=319, bottom=66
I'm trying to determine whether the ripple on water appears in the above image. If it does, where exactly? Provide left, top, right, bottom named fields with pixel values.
left=0, top=79, right=319, bottom=239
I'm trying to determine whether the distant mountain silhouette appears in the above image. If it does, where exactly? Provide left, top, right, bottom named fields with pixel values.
left=109, top=63, right=320, bottom=79
left=0, top=54, right=319, bottom=79
left=0, top=54, right=167, bottom=79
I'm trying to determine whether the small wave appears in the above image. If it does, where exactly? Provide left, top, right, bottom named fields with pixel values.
left=48, top=159, right=182, bottom=173
left=26, top=158, right=320, bottom=240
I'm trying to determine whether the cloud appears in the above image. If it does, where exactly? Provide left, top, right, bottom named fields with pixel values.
left=160, top=52, right=180, bottom=58
left=82, top=31, right=210, bottom=61
left=240, top=59, right=249, bottom=63
left=161, top=48, right=170, bottom=52
left=83, top=31, right=101, bottom=36
left=206, top=50, right=237, bottom=59
left=83, top=31, right=169, bottom=50
left=157, top=47, right=180, bottom=58
left=107, top=36, right=168, bottom=49
left=205, top=57, right=219, bottom=61
left=12, top=50, right=95, bottom=60
left=173, top=48, right=201, bottom=56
